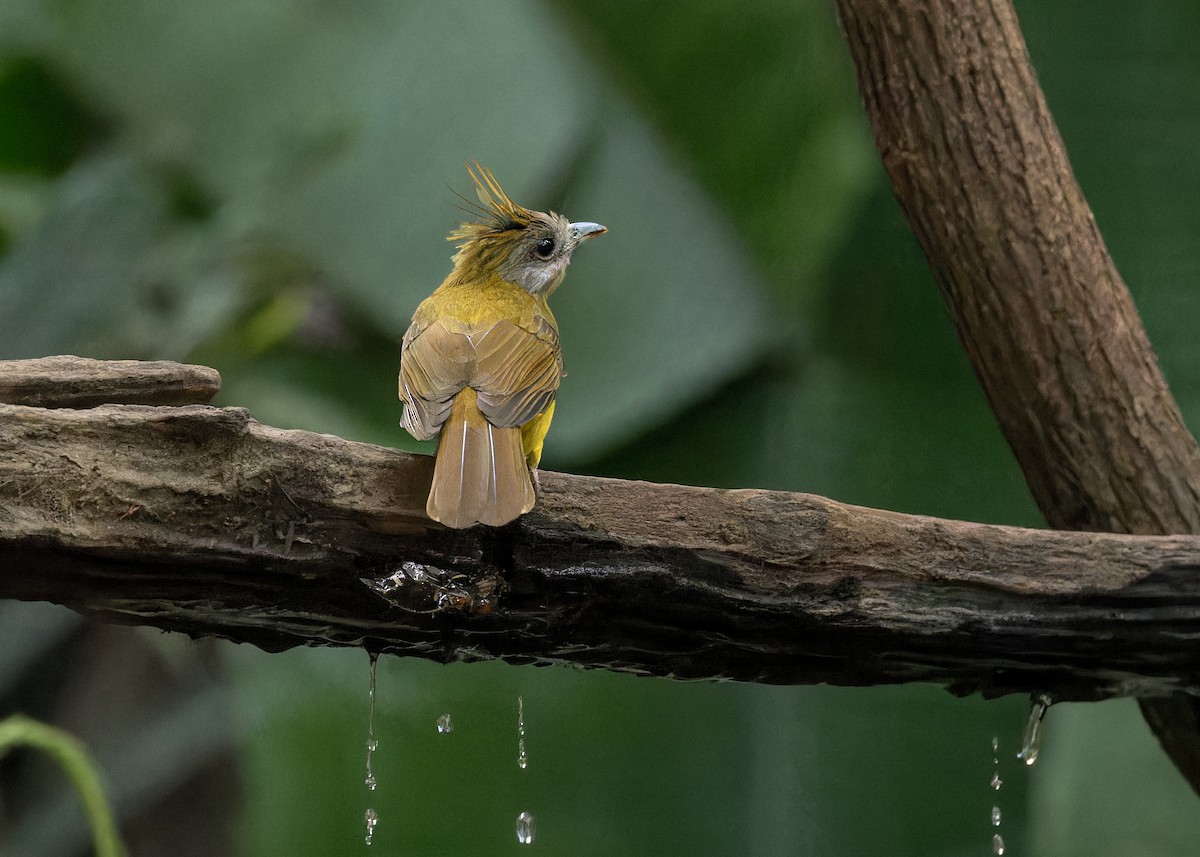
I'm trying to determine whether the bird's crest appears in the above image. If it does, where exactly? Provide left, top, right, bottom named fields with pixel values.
left=447, top=163, right=534, bottom=245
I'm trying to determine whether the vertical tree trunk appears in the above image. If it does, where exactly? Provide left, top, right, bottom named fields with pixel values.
left=835, top=0, right=1200, bottom=793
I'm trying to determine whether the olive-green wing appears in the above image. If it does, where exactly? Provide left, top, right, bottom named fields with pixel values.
left=471, top=316, right=563, bottom=428
left=399, top=319, right=473, bottom=440
left=400, top=315, right=562, bottom=439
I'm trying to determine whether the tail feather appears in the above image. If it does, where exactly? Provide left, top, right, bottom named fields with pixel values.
left=427, top=388, right=535, bottom=528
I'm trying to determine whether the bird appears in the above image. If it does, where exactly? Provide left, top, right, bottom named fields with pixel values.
left=399, top=164, right=606, bottom=528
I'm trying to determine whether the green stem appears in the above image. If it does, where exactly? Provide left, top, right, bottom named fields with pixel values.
left=0, top=714, right=128, bottom=857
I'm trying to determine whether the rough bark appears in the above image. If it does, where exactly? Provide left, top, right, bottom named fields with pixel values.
left=3, top=392, right=1200, bottom=701
left=836, top=0, right=1200, bottom=791
left=0, top=356, right=221, bottom=409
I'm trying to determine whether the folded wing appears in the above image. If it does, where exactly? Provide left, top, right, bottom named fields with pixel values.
left=400, top=316, right=562, bottom=527
left=400, top=316, right=562, bottom=437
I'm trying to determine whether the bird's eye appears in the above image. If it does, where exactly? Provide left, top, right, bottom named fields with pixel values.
left=534, top=237, right=556, bottom=260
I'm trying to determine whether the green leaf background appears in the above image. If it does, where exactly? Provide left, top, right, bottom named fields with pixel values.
left=2, top=0, right=1199, bottom=854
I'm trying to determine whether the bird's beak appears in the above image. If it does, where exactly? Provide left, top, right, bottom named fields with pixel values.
left=569, top=222, right=607, bottom=242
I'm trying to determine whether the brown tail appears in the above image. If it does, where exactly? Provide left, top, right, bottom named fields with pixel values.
left=427, top=388, right=535, bottom=528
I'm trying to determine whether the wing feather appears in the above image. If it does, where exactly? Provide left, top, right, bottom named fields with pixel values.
left=399, top=315, right=561, bottom=439
left=399, top=319, right=476, bottom=440
left=472, top=317, right=563, bottom=428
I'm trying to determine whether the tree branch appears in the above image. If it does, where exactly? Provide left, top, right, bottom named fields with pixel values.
left=2, top=365, right=1199, bottom=702
left=0, top=356, right=221, bottom=409
left=835, top=0, right=1200, bottom=789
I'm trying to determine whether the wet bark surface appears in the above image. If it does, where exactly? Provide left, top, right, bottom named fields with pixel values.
left=2, top=366, right=1199, bottom=701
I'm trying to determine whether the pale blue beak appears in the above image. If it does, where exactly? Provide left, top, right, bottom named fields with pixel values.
left=569, top=222, right=607, bottom=242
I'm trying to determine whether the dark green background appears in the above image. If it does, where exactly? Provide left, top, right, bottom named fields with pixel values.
left=2, top=0, right=1199, bottom=854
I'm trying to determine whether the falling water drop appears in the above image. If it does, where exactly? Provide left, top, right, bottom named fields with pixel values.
left=516, top=811, right=536, bottom=845
left=365, top=807, right=378, bottom=846
left=514, top=697, right=534, bottom=842
left=365, top=654, right=379, bottom=790
left=517, top=695, right=528, bottom=770
left=437, top=713, right=454, bottom=734
left=1017, top=694, right=1051, bottom=766
left=989, top=735, right=1004, bottom=854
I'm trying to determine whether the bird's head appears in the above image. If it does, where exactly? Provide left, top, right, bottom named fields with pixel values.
left=447, top=163, right=606, bottom=297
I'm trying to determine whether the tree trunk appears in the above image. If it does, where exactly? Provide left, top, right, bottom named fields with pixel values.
left=836, top=0, right=1200, bottom=793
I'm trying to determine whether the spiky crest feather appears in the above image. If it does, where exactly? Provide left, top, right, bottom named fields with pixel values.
left=446, top=163, right=567, bottom=283
left=447, top=163, right=533, bottom=245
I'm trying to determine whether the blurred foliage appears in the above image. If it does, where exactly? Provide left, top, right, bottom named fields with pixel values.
left=2, top=0, right=1200, bottom=855
left=0, top=56, right=97, bottom=178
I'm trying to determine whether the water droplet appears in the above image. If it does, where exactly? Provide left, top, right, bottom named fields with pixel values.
left=364, top=571, right=403, bottom=597
left=364, top=653, right=379, bottom=789
left=1017, top=693, right=1051, bottom=766
left=364, top=807, right=378, bottom=846
left=988, top=735, right=1004, bottom=854
left=437, top=713, right=454, bottom=734
left=516, top=811, right=535, bottom=845
left=517, top=695, right=528, bottom=769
